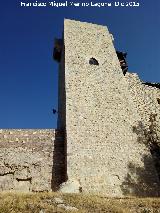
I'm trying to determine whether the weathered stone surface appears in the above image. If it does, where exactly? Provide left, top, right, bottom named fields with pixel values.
left=0, top=174, right=14, bottom=191
left=0, top=129, right=65, bottom=192
left=126, top=73, right=160, bottom=140
left=59, top=179, right=81, bottom=193
left=13, top=179, right=31, bottom=192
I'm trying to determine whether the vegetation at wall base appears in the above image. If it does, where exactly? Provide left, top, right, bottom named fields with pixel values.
left=0, top=192, right=160, bottom=213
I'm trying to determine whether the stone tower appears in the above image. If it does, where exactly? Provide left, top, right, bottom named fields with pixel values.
left=55, top=19, right=160, bottom=197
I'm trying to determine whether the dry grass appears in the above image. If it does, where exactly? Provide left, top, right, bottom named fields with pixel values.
left=0, top=192, right=160, bottom=213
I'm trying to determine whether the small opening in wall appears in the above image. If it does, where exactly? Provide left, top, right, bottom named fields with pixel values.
left=89, top=57, right=99, bottom=65
left=157, top=98, right=160, bottom=104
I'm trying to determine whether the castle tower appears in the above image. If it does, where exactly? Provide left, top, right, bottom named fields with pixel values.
left=55, top=19, right=160, bottom=197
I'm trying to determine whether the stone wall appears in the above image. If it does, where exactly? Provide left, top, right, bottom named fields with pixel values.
left=126, top=73, right=160, bottom=179
left=126, top=73, right=160, bottom=138
left=60, top=19, right=160, bottom=197
left=0, top=129, right=65, bottom=192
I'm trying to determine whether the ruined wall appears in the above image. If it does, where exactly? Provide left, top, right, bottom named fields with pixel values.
left=0, top=129, right=65, bottom=192
left=61, top=19, right=160, bottom=197
left=126, top=73, right=160, bottom=137
left=125, top=73, right=160, bottom=179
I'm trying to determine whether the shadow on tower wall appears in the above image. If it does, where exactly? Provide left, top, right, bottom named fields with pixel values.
left=51, top=38, right=67, bottom=191
left=51, top=129, right=67, bottom=190
left=121, top=115, right=160, bottom=197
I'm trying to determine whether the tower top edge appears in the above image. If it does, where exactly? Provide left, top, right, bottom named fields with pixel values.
left=64, top=18, right=109, bottom=30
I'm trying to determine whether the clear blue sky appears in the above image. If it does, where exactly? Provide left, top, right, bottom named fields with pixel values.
left=0, top=0, right=159, bottom=128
